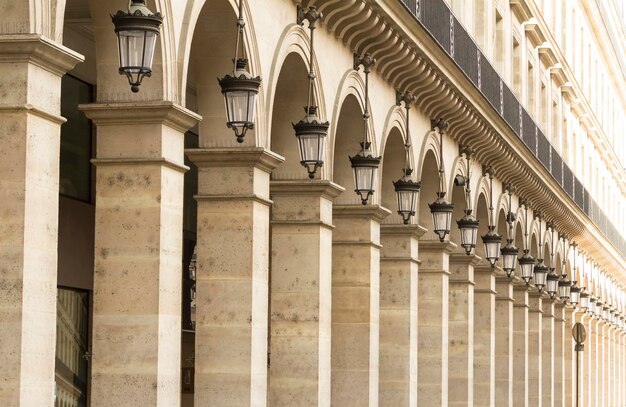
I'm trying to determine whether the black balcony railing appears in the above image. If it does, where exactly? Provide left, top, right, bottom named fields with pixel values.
left=398, top=0, right=626, bottom=257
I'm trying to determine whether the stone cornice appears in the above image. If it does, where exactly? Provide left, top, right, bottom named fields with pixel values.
left=309, top=0, right=626, bottom=285
left=0, top=34, right=83, bottom=76
left=270, top=180, right=345, bottom=199
left=333, top=204, right=392, bottom=222
left=185, top=147, right=284, bottom=173
left=380, top=223, right=427, bottom=238
left=80, top=101, right=202, bottom=133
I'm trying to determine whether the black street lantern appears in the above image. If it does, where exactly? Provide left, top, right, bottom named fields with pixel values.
left=394, top=170, right=421, bottom=224
left=579, top=290, right=590, bottom=312
left=519, top=251, right=535, bottom=285
left=533, top=213, right=547, bottom=292
left=219, top=59, right=261, bottom=143
left=455, top=147, right=479, bottom=255
left=112, top=0, right=163, bottom=93
left=546, top=271, right=560, bottom=298
left=518, top=200, right=534, bottom=285
left=534, top=262, right=549, bottom=292
left=558, top=276, right=571, bottom=301
left=430, top=192, right=454, bottom=242
left=294, top=6, right=327, bottom=175
left=570, top=282, right=581, bottom=307
left=458, top=212, right=479, bottom=255
left=481, top=166, right=501, bottom=266
left=501, top=186, right=518, bottom=277
left=293, top=106, right=328, bottom=178
left=393, top=91, right=420, bottom=224
left=350, top=53, right=381, bottom=204
left=429, top=119, right=454, bottom=242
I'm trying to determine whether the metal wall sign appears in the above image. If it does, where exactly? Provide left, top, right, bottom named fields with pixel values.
left=572, top=322, right=586, bottom=351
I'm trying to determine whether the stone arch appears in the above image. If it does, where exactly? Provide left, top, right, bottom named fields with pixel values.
left=418, top=149, right=441, bottom=237
left=331, top=92, right=377, bottom=204
left=380, top=127, right=408, bottom=223
left=474, top=189, right=489, bottom=259
left=186, top=0, right=245, bottom=147
left=265, top=24, right=328, bottom=151
left=414, top=128, right=441, bottom=190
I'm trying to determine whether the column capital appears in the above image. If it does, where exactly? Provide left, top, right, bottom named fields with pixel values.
left=449, top=252, right=481, bottom=266
left=418, top=239, right=457, bottom=253
left=0, top=34, right=83, bottom=74
left=187, top=146, right=284, bottom=172
left=528, top=291, right=543, bottom=313
left=333, top=203, right=391, bottom=221
left=380, top=223, right=427, bottom=238
left=81, top=101, right=202, bottom=133
left=270, top=179, right=344, bottom=199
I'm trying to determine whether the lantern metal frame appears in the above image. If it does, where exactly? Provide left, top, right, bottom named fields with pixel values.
left=518, top=200, right=534, bottom=285
left=570, top=281, right=581, bottom=307
left=559, top=235, right=571, bottom=301
left=293, top=6, right=328, bottom=175
left=429, top=119, right=454, bottom=242
left=350, top=53, right=381, bottom=204
left=217, top=0, right=262, bottom=143
left=501, top=185, right=518, bottom=277
left=579, top=289, right=589, bottom=312
left=481, top=166, right=501, bottom=267
left=393, top=91, right=421, bottom=224
left=533, top=213, right=548, bottom=292
left=455, top=146, right=479, bottom=255
left=111, top=0, right=163, bottom=93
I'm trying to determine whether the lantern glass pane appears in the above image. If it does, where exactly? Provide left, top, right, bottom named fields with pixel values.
left=546, top=278, right=558, bottom=295
left=460, top=226, right=477, bottom=248
left=520, top=263, right=533, bottom=280
left=559, top=284, right=570, bottom=300
left=118, top=30, right=157, bottom=71
left=432, top=211, right=451, bottom=233
left=298, top=133, right=324, bottom=165
left=353, top=166, right=373, bottom=192
left=484, top=241, right=501, bottom=261
left=225, top=91, right=255, bottom=128
left=580, top=296, right=589, bottom=310
left=397, top=190, right=416, bottom=214
left=502, top=253, right=517, bottom=271
left=534, top=269, right=547, bottom=288
left=570, top=290, right=580, bottom=305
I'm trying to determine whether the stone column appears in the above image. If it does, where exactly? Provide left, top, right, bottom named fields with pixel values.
left=82, top=103, right=200, bottom=407
left=553, top=304, right=565, bottom=407
left=473, top=264, right=496, bottom=407
left=582, top=315, right=592, bottom=407
left=528, top=291, right=543, bottom=407
left=494, top=275, right=514, bottom=407
left=512, top=283, right=530, bottom=407
left=447, top=253, right=476, bottom=407
left=417, top=240, right=455, bottom=407
left=0, top=36, right=82, bottom=407
left=562, top=307, right=574, bottom=407
left=187, top=147, right=283, bottom=407
left=331, top=204, right=390, bottom=407
left=379, top=224, right=425, bottom=407
left=589, top=318, right=599, bottom=407
left=541, top=299, right=555, bottom=407
left=601, top=321, right=608, bottom=407
left=268, top=180, right=344, bottom=407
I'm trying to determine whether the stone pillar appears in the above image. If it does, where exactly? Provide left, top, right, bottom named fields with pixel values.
left=552, top=304, right=564, bottom=407
left=82, top=103, right=199, bottom=407
left=512, top=284, right=529, bottom=407
left=187, top=147, right=283, bottom=407
left=494, top=275, right=514, bottom=407
left=331, top=204, right=390, bottom=407
left=268, top=180, right=344, bottom=406
left=589, top=318, right=599, bottom=407
left=601, top=322, right=608, bottom=407
left=447, top=253, right=476, bottom=407
left=473, top=264, right=496, bottom=407
left=583, top=315, right=592, bottom=407
left=417, top=240, right=455, bottom=407
left=541, top=299, right=555, bottom=407
left=379, top=224, right=425, bottom=407
left=528, top=291, right=543, bottom=407
left=0, top=36, right=82, bottom=407
left=562, top=307, right=574, bottom=407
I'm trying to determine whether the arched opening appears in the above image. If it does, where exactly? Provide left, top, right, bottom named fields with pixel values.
left=475, top=193, right=489, bottom=259
left=418, top=150, right=441, bottom=238
left=332, top=94, right=368, bottom=204
left=189, top=0, right=243, bottom=147
left=270, top=52, right=311, bottom=179
left=381, top=127, right=408, bottom=223
left=450, top=178, right=466, bottom=249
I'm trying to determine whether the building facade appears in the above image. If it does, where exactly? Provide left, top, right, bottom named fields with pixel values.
left=0, top=0, right=625, bottom=406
